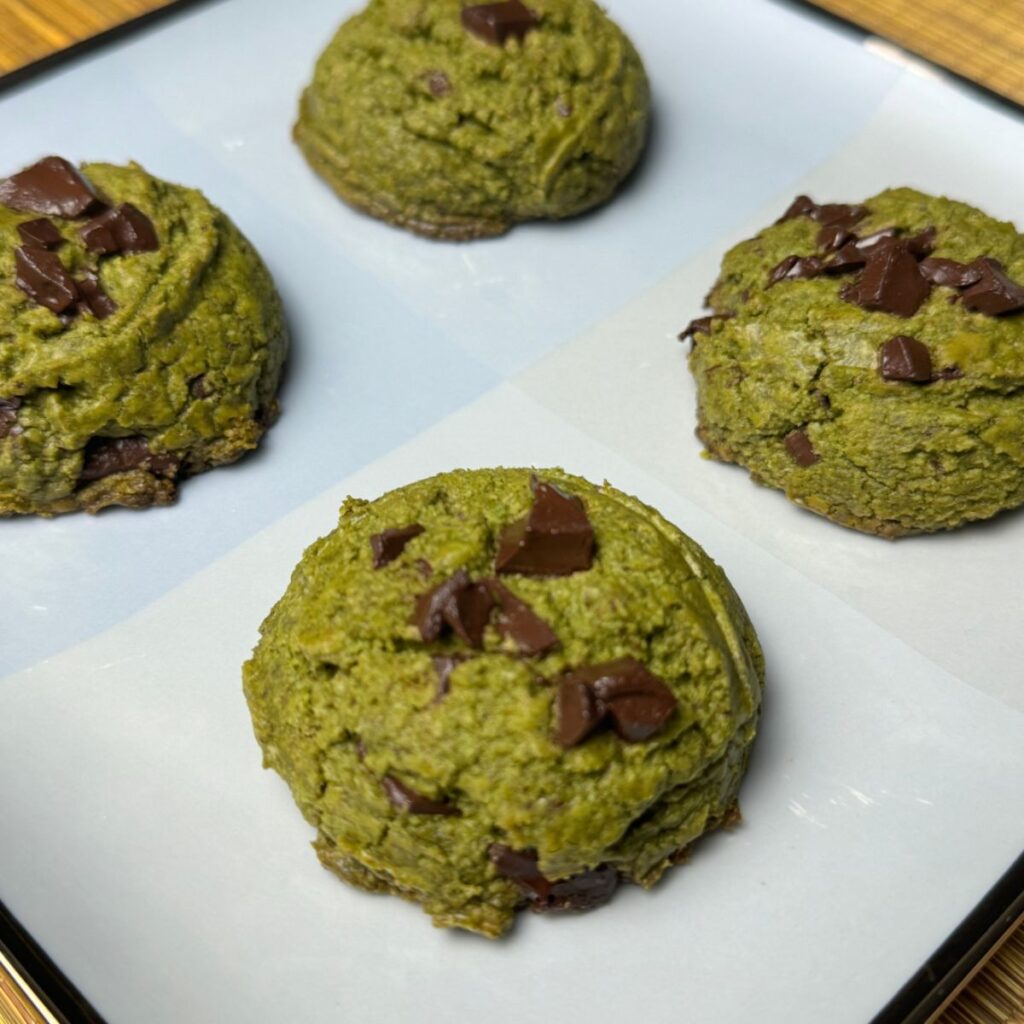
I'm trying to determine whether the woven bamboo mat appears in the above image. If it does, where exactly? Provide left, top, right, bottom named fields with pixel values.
left=0, top=1, right=1022, bottom=1022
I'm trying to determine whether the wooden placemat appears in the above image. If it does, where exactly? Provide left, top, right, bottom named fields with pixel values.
left=0, top=1, right=1022, bottom=1023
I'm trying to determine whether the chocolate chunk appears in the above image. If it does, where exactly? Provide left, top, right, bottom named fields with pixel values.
left=17, top=218, right=62, bottom=249
left=878, top=335, right=933, bottom=382
left=412, top=569, right=472, bottom=642
left=432, top=655, right=463, bottom=699
left=488, top=845, right=618, bottom=912
left=78, top=436, right=179, bottom=484
left=555, top=658, right=677, bottom=747
left=447, top=581, right=495, bottom=648
left=495, top=478, right=595, bottom=576
left=411, top=570, right=495, bottom=647
left=483, top=579, right=558, bottom=656
left=75, top=271, right=117, bottom=320
left=80, top=203, right=158, bottom=255
left=381, top=776, right=460, bottom=816
left=14, top=247, right=78, bottom=314
left=371, top=523, right=425, bottom=568
left=817, top=223, right=853, bottom=251
left=767, top=254, right=824, bottom=287
left=677, top=313, right=733, bottom=344
left=841, top=241, right=931, bottom=318
left=811, top=203, right=868, bottom=229
left=188, top=375, right=212, bottom=399
left=906, top=226, right=937, bottom=258
left=461, top=1, right=539, bottom=45
left=425, top=70, right=451, bottom=97
left=958, top=257, right=1024, bottom=316
left=555, top=677, right=604, bottom=748
left=918, top=257, right=983, bottom=288
left=784, top=429, right=819, bottom=467
left=776, top=195, right=817, bottom=223
left=0, top=157, right=100, bottom=218
left=824, top=229, right=900, bottom=275
left=0, top=398, right=21, bottom=441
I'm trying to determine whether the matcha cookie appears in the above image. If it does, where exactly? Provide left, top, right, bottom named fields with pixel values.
left=684, top=188, right=1024, bottom=537
left=294, top=0, right=650, bottom=240
left=243, top=468, right=763, bottom=937
left=0, top=157, right=287, bottom=517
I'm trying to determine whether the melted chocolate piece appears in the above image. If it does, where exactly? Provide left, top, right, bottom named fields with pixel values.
left=17, top=218, right=62, bottom=249
left=75, top=271, right=117, bottom=320
left=461, top=0, right=539, bottom=45
left=80, top=203, right=158, bottom=255
left=918, top=257, right=983, bottom=288
left=495, top=478, right=595, bottom=576
left=879, top=335, right=933, bottom=382
left=841, top=241, right=931, bottom=318
left=0, top=157, right=100, bottom=218
left=488, top=845, right=618, bottom=912
left=411, top=570, right=494, bottom=648
left=432, top=655, right=463, bottom=699
left=483, top=579, right=558, bottom=656
left=381, top=776, right=460, bottom=816
left=784, top=429, right=819, bottom=467
left=78, top=436, right=179, bottom=484
left=0, top=398, right=21, bottom=441
left=958, top=257, right=1024, bottom=316
left=371, top=523, right=425, bottom=568
left=14, top=247, right=78, bottom=314
left=555, top=676, right=604, bottom=748
left=767, top=254, right=824, bottom=287
left=678, top=313, right=733, bottom=344
left=554, top=658, right=678, bottom=747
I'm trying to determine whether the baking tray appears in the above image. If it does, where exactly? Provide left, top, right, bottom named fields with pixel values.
left=1, top=2, right=1022, bottom=1022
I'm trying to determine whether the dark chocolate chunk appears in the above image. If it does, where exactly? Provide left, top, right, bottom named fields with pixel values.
left=488, top=845, right=618, bottom=912
left=0, top=157, right=100, bottom=218
left=906, top=226, right=937, bottom=258
left=432, top=655, right=463, bottom=699
left=824, top=229, right=900, bottom=274
left=371, top=523, right=425, bottom=568
left=784, top=429, right=819, bottom=467
left=14, top=246, right=78, bottom=314
left=80, top=203, right=158, bottom=255
left=767, top=254, right=824, bottom=287
left=75, top=271, right=117, bottom=320
left=78, top=436, right=179, bottom=484
left=412, top=569, right=472, bottom=642
left=817, top=223, right=853, bottom=252
left=483, top=579, right=558, bottom=656
left=918, top=257, right=983, bottom=288
left=555, top=676, right=604, bottom=748
left=189, top=375, right=212, bottom=399
left=811, top=203, right=868, bottom=229
left=776, top=195, right=817, bottom=223
left=495, top=478, right=595, bottom=576
left=381, top=776, right=460, bottom=816
left=0, top=397, right=21, bottom=441
left=841, top=241, right=931, bottom=318
left=461, top=0, right=539, bottom=45
left=878, top=335, right=933, bottom=383
left=958, top=257, right=1024, bottom=316
left=677, top=313, right=733, bottom=344
left=17, top=218, right=63, bottom=249
left=555, top=658, right=677, bottom=747
left=425, top=70, right=451, bottom=97
left=447, top=581, right=496, bottom=649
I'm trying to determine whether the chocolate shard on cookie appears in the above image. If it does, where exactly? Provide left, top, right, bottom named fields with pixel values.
left=878, top=335, right=933, bottom=382
left=461, top=1, right=539, bottom=45
left=0, top=156, right=101, bottom=218
left=371, top=523, right=425, bottom=568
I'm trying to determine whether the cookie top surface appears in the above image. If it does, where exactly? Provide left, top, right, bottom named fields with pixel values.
left=0, top=158, right=287, bottom=515
left=243, top=468, right=763, bottom=929
left=690, top=188, right=1024, bottom=535
left=295, top=0, right=650, bottom=238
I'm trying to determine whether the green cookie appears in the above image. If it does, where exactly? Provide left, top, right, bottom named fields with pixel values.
left=689, top=188, right=1024, bottom=537
left=243, top=468, right=763, bottom=937
left=0, top=159, right=287, bottom=517
left=294, top=0, right=651, bottom=240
